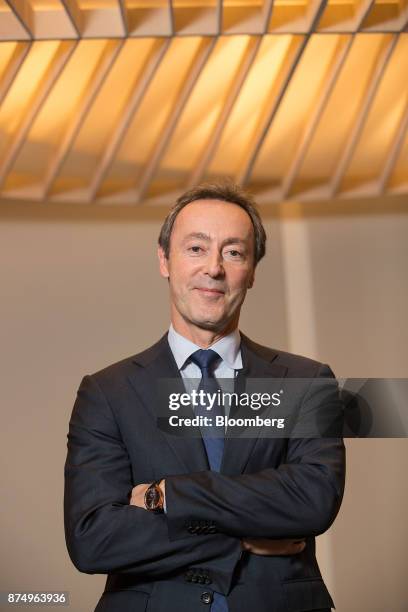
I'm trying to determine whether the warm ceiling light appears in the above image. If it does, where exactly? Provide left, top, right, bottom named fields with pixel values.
left=0, top=1, right=406, bottom=204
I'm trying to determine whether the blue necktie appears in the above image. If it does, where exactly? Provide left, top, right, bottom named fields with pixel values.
left=189, top=349, right=228, bottom=612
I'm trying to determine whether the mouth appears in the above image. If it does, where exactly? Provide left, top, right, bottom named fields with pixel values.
left=194, top=287, right=225, bottom=296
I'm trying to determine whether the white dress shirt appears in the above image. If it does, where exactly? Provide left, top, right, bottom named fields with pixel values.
left=167, top=323, right=242, bottom=376
left=167, top=323, right=243, bottom=419
left=162, top=325, right=243, bottom=511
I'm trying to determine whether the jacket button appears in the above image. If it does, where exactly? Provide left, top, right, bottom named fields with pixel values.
left=200, top=592, right=213, bottom=605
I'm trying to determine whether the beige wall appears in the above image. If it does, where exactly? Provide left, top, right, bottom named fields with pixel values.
left=276, top=198, right=408, bottom=612
left=0, top=196, right=407, bottom=611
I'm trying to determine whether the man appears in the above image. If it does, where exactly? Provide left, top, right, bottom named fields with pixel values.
left=64, top=183, right=345, bottom=612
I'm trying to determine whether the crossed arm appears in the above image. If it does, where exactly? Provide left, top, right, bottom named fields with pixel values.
left=129, top=481, right=307, bottom=556
left=64, top=368, right=345, bottom=582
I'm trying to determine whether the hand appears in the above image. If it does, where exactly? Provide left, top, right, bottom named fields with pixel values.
left=241, top=538, right=306, bottom=556
left=130, top=480, right=166, bottom=509
left=129, top=483, right=149, bottom=508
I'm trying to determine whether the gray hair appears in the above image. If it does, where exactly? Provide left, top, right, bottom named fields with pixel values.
left=158, top=182, right=266, bottom=265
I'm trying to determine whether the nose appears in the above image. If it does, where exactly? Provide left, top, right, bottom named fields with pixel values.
left=204, top=249, right=225, bottom=279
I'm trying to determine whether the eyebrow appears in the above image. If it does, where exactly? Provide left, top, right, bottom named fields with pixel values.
left=182, top=232, right=248, bottom=248
left=221, top=238, right=247, bottom=249
left=183, top=232, right=211, bottom=242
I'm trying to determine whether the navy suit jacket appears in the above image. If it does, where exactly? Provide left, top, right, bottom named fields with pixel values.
left=64, top=332, right=345, bottom=612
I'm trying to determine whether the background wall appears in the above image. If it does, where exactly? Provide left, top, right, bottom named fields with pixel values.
left=1, top=196, right=407, bottom=612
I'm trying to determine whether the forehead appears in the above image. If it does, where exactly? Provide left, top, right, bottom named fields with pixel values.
left=173, top=199, right=254, bottom=239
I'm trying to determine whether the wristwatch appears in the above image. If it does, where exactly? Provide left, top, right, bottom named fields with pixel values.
left=144, top=479, right=164, bottom=513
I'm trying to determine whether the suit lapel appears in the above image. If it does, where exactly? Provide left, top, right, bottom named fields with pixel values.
left=127, top=332, right=288, bottom=477
left=127, top=333, right=209, bottom=474
left=221, top=334, right=288, bottom=476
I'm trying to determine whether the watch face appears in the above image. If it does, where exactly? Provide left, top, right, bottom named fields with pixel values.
left=145, top=486, right=160, bottom=510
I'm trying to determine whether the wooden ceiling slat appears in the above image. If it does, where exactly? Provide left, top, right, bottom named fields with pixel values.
left=329, top=33, right=398, bottom=198
left=169, top=0, right=175, bottom=36
left=0, top=0, right=406, bottom=40
left=403, top=8, right=408, bottom=31
left=267, top=0, right=328, bottom=35
left=387, top=128, right=408, bottom=193
left=42, top=40, right=124, bottom=200
left=87, top=38, right=170, bottom=202
left=4, top=0, right=33, bottom=39
left=222, top=0, right=273, bottom=34
left=282, top=34, right=353, bottom=200
left=241, top=4, right=330, bottom=187
left=134, top=37, right=216, bottom=204
left=262, top=0, right=274, bottom=34
left=0, top=42, right=31, bottom=106
left=357, top=0, right=377, bottom=31
left=379, top=107, right=408, bottom=195
left=124, top=0, right=172, bottom=37
left=59, top=0, right=82, bottom=37
left=0, top=25, right=406, bottom=204
left=0, top=40, right=76, bottom=190
left=188, top=35, right=261, bottom=187
left=117, top=0, right=129, bottom=37
left=307, top=0, right=331, bottom=35
left=360, top=0, right=408, bottom=33
left=398, top=0, right=408, bottom=32
left=0, top=2, right=30, bottom=40
left=217, top=0, right=223, bottom=34
left=237, top=35, right=306, bottom=187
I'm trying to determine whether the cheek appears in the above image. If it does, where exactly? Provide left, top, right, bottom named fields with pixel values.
left=169, top=265, right=195, bottom=294
left=176, top=262, right=201, bottom=283
left=228, top=270, right=252, bottom=293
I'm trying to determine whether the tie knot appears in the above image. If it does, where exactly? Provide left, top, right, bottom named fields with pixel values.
left=190, top=349, right=220, bottom=375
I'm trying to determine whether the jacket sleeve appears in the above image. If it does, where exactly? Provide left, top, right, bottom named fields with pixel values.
left=64, top=374, right=242, bottom=588
left=165, top=365, right=346, bottom=541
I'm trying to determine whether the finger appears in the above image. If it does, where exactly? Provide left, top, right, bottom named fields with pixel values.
left=287, top=541, right=306, bottom=554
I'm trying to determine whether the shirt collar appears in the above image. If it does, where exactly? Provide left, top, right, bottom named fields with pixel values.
left=167, top=323, right=242, bottom=371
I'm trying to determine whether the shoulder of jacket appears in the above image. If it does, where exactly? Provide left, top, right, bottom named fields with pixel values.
left=241, top=333, right=327, bottom=374
left=88, top=332, right=168, bottom=384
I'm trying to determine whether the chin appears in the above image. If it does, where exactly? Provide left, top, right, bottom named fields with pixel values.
left=198, top=321, right=222, bottom=331
left=191, top=316, right=229, bottom=332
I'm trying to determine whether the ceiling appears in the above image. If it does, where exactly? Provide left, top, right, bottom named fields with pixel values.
left=0, top=0, right=407, bottom=205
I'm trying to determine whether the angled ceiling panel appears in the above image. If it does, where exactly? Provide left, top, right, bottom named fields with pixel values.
left=145, top=35, right=255, bottom=198
left=0, top=0, right=406, bottom=205
left=388, top=126, right=408, bottom=193
left=98, top=36, right=212, bottom=201
left=46, top=37, right=163, bottom=200
left=338, top=34, right=408, bottom=197
left=250, top=33, right=346, bottom=197
left=204, top=35, right=300, bottom=181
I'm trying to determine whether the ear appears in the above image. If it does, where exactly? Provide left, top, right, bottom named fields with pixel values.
left=247, top=269, right=255, bottom=289
left=158, top=246, right=170, bottom=279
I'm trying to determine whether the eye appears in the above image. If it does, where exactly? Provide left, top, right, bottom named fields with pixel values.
left=225, top=249, right=243, bottom=258
left=188, top=245, right=204, bottom=254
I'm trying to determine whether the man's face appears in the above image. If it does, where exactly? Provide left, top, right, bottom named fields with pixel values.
left=158, top=199, right=256, bottom=335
